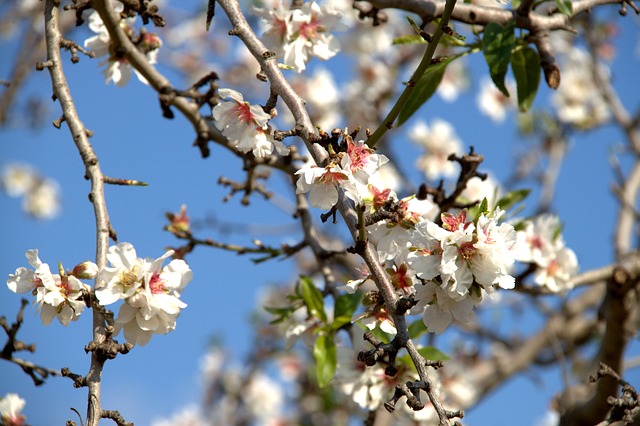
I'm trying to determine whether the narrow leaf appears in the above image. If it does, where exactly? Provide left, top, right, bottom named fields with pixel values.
left=496, top=188, right=531, bottom=211
left=554, top=0, right=573, bottom=16
left=511, top=46, right=541, bottom=112
left=300, top=276, right=327, bottom=323
left=408, top=318, right=428, bottom=338
left=393, top=35, right=427, bottom=45
left=397, top=58, right=452, bottom=126
left=482, top=22, right=515, bottom=97
left=417, top=346, right=450, bottom=361
left=332, top=292, right=362, bottom=330
left=313, top=334, right=337, bottom=388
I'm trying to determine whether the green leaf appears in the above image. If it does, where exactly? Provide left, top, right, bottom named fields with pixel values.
left=397, top=345, right=450, bottom=369
left=408, top=318, right=429, bottom=338
left=511, top=46, right=541, bottom=112
left=554, top=0, right=573, bottom=16
left=478, top=197, right=489, bottom=216
left=397, top=58, right=452, bottom=126
left=417, top=346, right=450, bottom=361
left=313, top=334, right=337, bottom=388
left=393, top=35, right=427, bottom=45
left=332, top=292, right=362, bottom=330
left=300, top=276, right=327, bottom=323
left=495, top=188, right=531, bottom=211
left=482, top=22, right=515, bottom=97
left=264, top=306, right=295, bottom=324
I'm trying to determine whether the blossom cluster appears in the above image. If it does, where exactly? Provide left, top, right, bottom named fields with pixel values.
left=253, top=0, right=343, bottom=72
left=84, top=6, right=162, bottom=87
left=295, top=140, right=578, bottom=336
left=6, top=243, right=192, bottom=346
left=1, top=163, right=61, bottom=220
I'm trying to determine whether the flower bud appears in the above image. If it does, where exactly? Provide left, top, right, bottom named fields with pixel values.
left=71, top=261, right=99, bottom=279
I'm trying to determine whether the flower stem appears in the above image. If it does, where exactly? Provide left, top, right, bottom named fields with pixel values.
left=366, top=0, right=458, bottom=148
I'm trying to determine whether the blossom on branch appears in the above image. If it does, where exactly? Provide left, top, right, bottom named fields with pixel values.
left=254, top=0, right=343, bottom=72
left=212, top=88, right=289, bottom=158
left=83, top=9, right=162, bottom=87
left=513, top=214, right=578, bottom=292
left=6, top=250, right=90, bottom=326
left=96, top=242, right=192, bottom=346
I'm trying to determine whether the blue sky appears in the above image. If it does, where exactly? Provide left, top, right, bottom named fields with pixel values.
left=1, top=1, right=639, bottom=425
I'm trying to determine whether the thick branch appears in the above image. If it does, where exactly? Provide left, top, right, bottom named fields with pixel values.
left=43, top=2, right=111, bottom=425
left=215, top=0, right=458, bottom=423
left=365, top=0, right=626, bottom=31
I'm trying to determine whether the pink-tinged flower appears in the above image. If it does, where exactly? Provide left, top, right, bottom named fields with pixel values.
left=252, top=0, right=291, bottom=58
left=386, top=263, right=415, bottom=295
left=360, top=305, right=397, bottom=335
left=408, top=119, right=463, bottom=180
left=83, top=9, right=161, bottom=87
left=472, top=209, right=517, bottom=290
left=533, top=248, right=578, bottom=292
left=0, top=393, right=26, bottom=426
left=340, top=138, right=388, bottom=183
left=412, top=281, right=476, bottom=334
left=213, top=89, right=287, bottom=158
left=7, top=250, right=88, bottom=326
left=295, top=161, right=351, bottom=210
left=284, top=1, right=343, bottom=72
left=513, top=214, right=578, bottom=292
left=96, top=242, right=192, bottom=346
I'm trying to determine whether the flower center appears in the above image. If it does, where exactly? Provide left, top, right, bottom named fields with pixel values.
left=233, top=101, right=255, bottom=125
left=149, top=273, right=167, bottom=294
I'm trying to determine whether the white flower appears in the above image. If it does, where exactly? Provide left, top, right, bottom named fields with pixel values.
left=460, top=175, right=501, bottom=209
left=408, top=119, right=463, bottom=180
left=7, top=250, right=88, bottom=326
left=96, top=242, right=192, bottom=346
left=0, top=393, right=26, bottom=426
left=83, top=9, right=162, bottom=87
left=552, top=48, right=609, bottom=128
left=213, top=88, right=288, bottom=158
left=295, top=160, right=352, bottom=210
left=0, top=164, right=37, bottom=197
left=412, top=281, right=476, bottom=334
left=284, top=1, right=343, bottom=72
left=1, top=164, right=61, bottom=220
left=340, top=138, right=388, bottom=184
left=472, top=209, right=517, bottom=290
left=253, top=0, right=343, bottom=72
left=252, top=0, right=291, bottom=58
left=22, top=179, right=61, bottom=220
left=533, top=247, right=578, bottom=292
left=513, top=214, right=578, bottom=292
left=476, top=78, right=516, bottom=123
left=334, top=332, right=388, bottom=410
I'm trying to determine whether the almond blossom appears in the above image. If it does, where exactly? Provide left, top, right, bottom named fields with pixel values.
left=254, top=0, right=343, bottom=72
left=212, top=88, right=289, bottom=158
left=83, top=8, right=162, bottom=87
left=476, top=78, right=516, bottom=123
left=0, top=393, right=26, bottom=426
left=295, top=159, right=353, bottom=210
left=408, top=119, right=463, bottom=180
left=96, top=242, right=192, bottom=346
left=6, top=250, right=89, bottom=326
left=513, top=214, right=578, bottom=292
